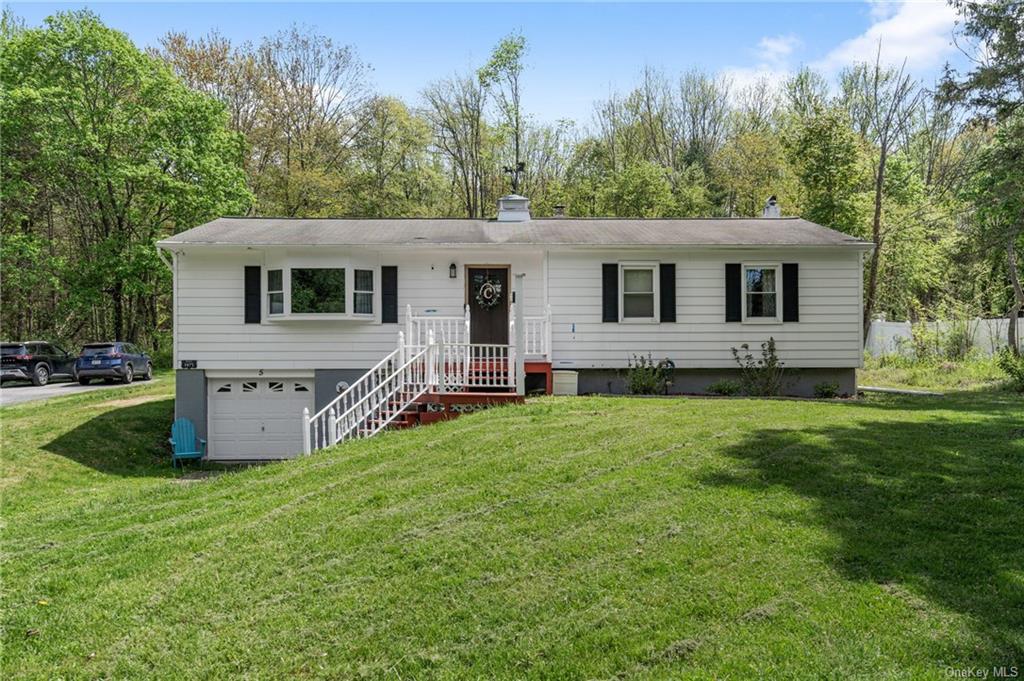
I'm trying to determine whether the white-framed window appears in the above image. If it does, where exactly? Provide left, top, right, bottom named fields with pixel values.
left=353, top=269, right=374, bottom=315
left=267, top=269, right=284, bottom=315
left=743, top=264, right=781, bottom=323
left=263, top=263, right=379, bottom=320
left=620, top=263, right=659, bottom=322
left=291, top=268, right=346, bottom=314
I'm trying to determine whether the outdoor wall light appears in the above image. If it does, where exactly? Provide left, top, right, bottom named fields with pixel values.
left=449, top=263, right=457, bottom=279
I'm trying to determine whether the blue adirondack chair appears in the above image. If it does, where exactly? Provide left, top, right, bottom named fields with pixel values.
left=168, top=417, right=206, bottom=467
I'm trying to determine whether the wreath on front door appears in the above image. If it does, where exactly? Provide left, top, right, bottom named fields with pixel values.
left=475, top=278, right=503, bottom=309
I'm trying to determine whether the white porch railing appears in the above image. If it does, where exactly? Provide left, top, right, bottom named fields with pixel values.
left=407, top=304, right=470, bottom=347
left=436, top=343, right=515, bottom=391
left=512, top=303, right=552, bottom=359
left=409, top=303, right=550, bottom=359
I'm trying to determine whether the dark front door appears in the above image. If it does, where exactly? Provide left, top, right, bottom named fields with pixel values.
left=468, top=266, right=510, bottom=344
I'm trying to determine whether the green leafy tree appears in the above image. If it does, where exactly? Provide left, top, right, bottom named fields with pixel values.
left=478, top=33, right=527, bottom=192
left=967, top=113, right=1024, bottom=352
left=790, top=107, right=869, bottom=236
left=598, top=161, right=676, bottom=217
left=0, top=10, right=250, bottom=344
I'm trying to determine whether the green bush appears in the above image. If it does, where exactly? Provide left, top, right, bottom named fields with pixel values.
left=731, top=337, right=787, bottom=397
left=813, top=381, right=840, bottom=398
left=996, top=349, right=1024, bottom=392
left=626, top=353, right=674, bottom=395
left=706, top=379, right=742, bottom=396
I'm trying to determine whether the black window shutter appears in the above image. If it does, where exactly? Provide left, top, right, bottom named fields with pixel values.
left=725, top=263, right=742, bottom=322
left=381, top=266, right=398, bottom=323
left=602, top=263, right=618, bottom=322
left=659, top=263, right=676, bottom=322
left=782, top=263, right=799, bottom=322
left=244, top=266, right=261, bottom=324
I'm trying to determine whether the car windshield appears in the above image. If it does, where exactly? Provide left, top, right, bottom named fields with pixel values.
left=81, top=345, right=116, bottom=356
left=1, top=344, right=27, bottom=356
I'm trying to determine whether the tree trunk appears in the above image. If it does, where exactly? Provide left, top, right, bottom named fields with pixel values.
left=1008, top=238, right=1023, bottom=356
left=862, top=148, right=888, bottom=343
left=113, top=281, right=124, bottom=342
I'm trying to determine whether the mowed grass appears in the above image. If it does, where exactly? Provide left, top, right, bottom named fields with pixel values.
left=2, top=380, right=1023, bottom=679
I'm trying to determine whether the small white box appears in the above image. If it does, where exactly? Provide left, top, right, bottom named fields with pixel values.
left=552, top=370, right=578, bottom=396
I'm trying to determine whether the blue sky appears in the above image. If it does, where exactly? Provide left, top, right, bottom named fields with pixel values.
left=8, top=1, right=964, bottom=125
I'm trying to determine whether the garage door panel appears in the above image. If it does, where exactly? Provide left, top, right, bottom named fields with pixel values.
left=207, top=378, right=314, bottom=460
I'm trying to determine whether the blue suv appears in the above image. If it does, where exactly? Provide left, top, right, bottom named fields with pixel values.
left=76, top=342, right=153, bottom=385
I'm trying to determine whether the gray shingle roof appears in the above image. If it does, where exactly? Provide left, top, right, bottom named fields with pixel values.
left=158, top=216, right=873, bottom=249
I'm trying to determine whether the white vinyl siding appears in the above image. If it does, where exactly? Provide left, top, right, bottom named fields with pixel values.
left=548, top=249, right=863, bottom=369
left=173, top=248, right=544, bottom=370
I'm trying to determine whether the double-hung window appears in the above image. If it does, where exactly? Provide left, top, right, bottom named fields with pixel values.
left=267, top=269, right=284, bottom=315
left=353, top=269, right=374, bottom=315
left=620, top=264, right=658, bottom=322
left=743, top=264, right=780, bottom=322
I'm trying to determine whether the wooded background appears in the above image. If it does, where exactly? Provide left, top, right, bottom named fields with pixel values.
left=2, top=2, right=1021, bottom=363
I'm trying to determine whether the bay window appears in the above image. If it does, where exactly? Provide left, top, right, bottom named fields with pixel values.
left=264, top=263, right=377, bottom=320
left=353, top=269, right=374, bottom=315
left=267, top=269, right=284, bottom=315
left=291, top=268, right=346, bottom=314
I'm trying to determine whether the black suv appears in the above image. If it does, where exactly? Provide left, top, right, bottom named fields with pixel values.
left=1, top=342, right=79, bottom=386
left=76, top=342, right=153, bottom=385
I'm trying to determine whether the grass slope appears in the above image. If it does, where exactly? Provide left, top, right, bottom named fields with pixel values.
left=2, top=380, right=1022, bottom=679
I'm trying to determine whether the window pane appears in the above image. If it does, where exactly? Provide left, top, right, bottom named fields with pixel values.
left=268, top=269, right=282, bottom=291
left=623, top=268, right=654, bottom=293
left=354, top=269, right=373, bottom=292
left=745, top=267, right=776, bottom=294
left=623, top=293, right=655, bottom=318
left=269, top=292, right=284, bottom=315
left=354, top=291, right=373, bottom=315
left=747, top=292, right=777, bottom=318
left=291, top=268, right=345, bottom=314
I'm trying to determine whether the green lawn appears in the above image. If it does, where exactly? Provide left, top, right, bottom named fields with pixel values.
left=2, top=379, right=1022, bottom=679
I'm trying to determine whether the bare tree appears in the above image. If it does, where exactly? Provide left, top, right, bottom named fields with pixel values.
left=677, top=69, right=732, bottom=168
left=422, top=73, right=488, bottom=217
left=841, top=49, right=923, bottom=340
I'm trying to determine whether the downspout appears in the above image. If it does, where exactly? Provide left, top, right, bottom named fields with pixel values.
left=156, top=246, right=177, bottom=370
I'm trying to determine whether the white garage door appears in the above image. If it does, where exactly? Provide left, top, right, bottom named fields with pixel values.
left=207, top=378, right=314, bottom=459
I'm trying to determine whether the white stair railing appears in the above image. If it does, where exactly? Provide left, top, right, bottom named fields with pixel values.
left=303, top=331, right=432, bottom=454
left=301, top=327, right=522, bottom=455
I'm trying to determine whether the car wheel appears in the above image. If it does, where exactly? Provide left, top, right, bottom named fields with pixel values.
left=32, top=363, right=50, bottom=387
left=122, top=364, right=134, bottom=384
left=79, top=377, right=91, bottom=386
left=143, top=362, right=153, bottom=381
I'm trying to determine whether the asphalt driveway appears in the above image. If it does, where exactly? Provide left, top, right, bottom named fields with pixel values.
left=0, top=377, right=161, bottom=407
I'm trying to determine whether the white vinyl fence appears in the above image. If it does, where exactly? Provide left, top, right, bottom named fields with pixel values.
left=866, top=318, right=1024, bottom=357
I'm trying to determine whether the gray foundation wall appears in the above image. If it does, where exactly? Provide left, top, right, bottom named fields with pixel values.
left=314, top=369, right=370, bottom=413
left=175, top=370, right=208, bottom=440
left=575, top=367, right=857, bottom=398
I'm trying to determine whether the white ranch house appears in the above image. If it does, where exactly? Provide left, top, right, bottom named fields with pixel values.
left=158, top=195, right=873, bottom=461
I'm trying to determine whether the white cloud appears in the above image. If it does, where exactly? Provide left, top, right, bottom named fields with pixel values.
left=757, top=34, right=802, bottom=65
left=813, top=0, right=958, bottom=74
